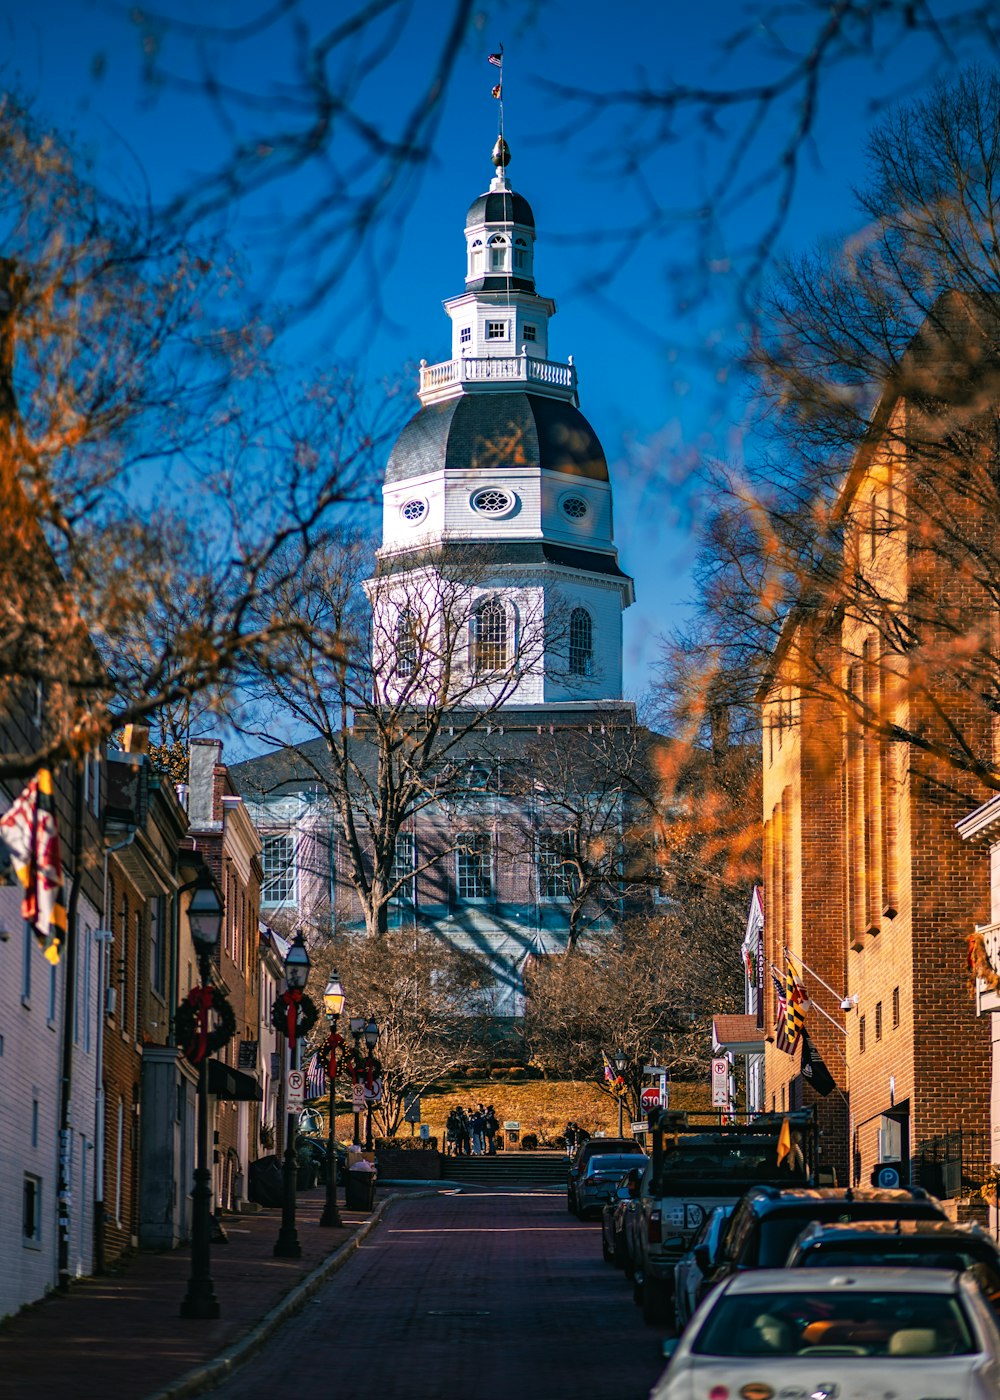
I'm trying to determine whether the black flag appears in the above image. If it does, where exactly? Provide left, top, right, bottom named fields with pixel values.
left=800, top=1030, right=836, bottom=1096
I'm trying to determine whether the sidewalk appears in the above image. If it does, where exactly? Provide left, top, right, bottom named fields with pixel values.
left=0, top=1187, right=389, bottom=1400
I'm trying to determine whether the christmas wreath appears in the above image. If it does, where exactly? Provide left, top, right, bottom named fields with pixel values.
left=316, top=1031, right=345, bottom=1076
left=271, top=989, right=319, bottom=1048
left=176, top=985, right=237, bottom=1064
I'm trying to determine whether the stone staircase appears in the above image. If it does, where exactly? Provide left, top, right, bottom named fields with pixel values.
left=443, top=1150, right=570, bottom=1187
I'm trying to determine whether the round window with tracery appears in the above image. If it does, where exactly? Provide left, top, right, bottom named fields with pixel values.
left=561, top=496, right=589, bottom=520
left=471, top=487, right=515, bottom=516
left=400, top=498, right=427, bottom=524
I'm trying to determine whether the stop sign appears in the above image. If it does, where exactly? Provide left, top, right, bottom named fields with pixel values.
left=640, top=1085, right=661, bottom=1114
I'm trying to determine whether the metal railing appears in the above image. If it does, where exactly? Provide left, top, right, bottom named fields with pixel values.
left=914, top=1127, right=991, bottom=1199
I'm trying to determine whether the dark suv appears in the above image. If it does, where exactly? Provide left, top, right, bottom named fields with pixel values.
left=786, top=1218, right=1000, bottom=1314
left=567, top=1137, right=644, bottom=1215
left=699, top=1185, right=948, bottom=1298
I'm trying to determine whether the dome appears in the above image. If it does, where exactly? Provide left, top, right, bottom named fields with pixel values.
left=465, top=188, right=535, bottom=230
left=385, top=392, right=609, bottom=485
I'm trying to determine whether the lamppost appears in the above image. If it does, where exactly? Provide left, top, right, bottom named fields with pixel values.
left=274, top=930, right=311, bottom=1259
left=613, top=1049, right=628, bottom=1137
left=363, top=1015, right=379, bottom=1151
left=349, top=1016, right=365, bottom=1146
left=319, top=972, right=346, bottom=1228
left=180, top=866, right=224, bottom=1320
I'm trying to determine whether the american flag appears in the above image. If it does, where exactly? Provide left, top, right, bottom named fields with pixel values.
left=305, top=1053, right=327, bottom=1100
left=0, top=769, right=68, bottom=965
left=488, top=50, right=503, bottom=67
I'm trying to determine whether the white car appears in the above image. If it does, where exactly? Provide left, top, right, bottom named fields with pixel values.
left=651, top=1266, right=1000, bottom=1399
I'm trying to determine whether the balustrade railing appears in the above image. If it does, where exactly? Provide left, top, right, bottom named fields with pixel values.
left=418, top=353, right=577, bottom=400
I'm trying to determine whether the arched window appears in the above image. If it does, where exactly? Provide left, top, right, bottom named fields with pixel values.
left=514, top=237, right=528, bottom=270
left=470, top=239, right=483, bottom=275
left=396, top=611, right=418, bottom=677
left=472, top=598, right=507, bottom=673
left=569, top=608, right=593, bottom=676
left=489, top=236, right=508, bottom=271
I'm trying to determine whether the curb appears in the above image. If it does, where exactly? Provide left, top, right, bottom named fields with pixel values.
left=144, top=1190, right=439, bottom=1400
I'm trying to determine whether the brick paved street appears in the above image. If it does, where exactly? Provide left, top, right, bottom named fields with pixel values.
left=208, top=1187, right=665, bottom=1400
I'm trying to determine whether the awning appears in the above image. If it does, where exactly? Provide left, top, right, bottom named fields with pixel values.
left=208, top=1059, right=263, bottom=1102
left=712, top=1013, right=765, bottom=1055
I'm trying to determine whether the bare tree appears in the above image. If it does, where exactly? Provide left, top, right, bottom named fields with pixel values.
left=238, top=531, right=553, bottom=936
left=662, top=70, right=1000, bottom=794
left=308, top=928, right=493, bottom=1138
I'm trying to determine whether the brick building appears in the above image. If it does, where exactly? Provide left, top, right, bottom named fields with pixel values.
left=754, top=303, right=997, bottom=1186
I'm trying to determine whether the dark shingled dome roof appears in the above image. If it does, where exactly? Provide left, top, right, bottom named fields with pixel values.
left=385, top=392, right=609, bottom=485
left=466, top=189, right=535, bottom=229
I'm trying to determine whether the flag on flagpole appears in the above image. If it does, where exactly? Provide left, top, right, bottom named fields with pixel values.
left=491, top=83, right=502, bottom=100
left=776, top=1116, right=791, bottom=1166
left=800, top=1030, right=836, bottom=1096
left=785, top=960, right=806, bottom=1046
left=602, top=1050, right=615, bottom=1082
left=771, top=969, right=794, bottom=1054
left=488, top=50, right=503, bottom=67
left=305, top=1052, right=327, bottom=1100
left=0, top=769, right=68, bottom=965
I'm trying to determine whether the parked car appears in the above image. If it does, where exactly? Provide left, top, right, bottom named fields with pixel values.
left=567, top=1136, right=644, bottom=1214
left=699, top=1184, right=948, bottom=1302
left=601, top=1166, right=643, bottom=1258
left=786, top=1218, right=1000, bottom=1314
left=673, top=1204, right=732, bottom=1333
left=652, top=1267, right=1000, bottom=1400
left=577, top=1153, right=647, bottom=1220
left=613, top=1161, right=651, bottom=1275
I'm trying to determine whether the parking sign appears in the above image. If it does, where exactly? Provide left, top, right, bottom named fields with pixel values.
left=711, top=1057, right=729, bottom=1108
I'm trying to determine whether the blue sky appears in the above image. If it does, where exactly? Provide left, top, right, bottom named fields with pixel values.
left=2, top=0, right=976, bottom=700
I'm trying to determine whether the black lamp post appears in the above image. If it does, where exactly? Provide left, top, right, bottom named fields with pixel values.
left=613, top=1049, right=628, bottom=1137
left=349, top=1017, right=365, bottom=1146
left=319, top=972, right=346, bottom=1228
left=180, top=866, right=224, bottom=1320
left=274, top=930, right=311, bottom=1259
left=363, top=1015, right=379, bottom=1151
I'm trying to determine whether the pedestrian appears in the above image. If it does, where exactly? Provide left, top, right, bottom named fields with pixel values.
left=470, top=1104, right=485, bottom=1155
left=485, top=1104, right=499, bottom=1154
left=446, top=1107, right=461, bottom=1157
left=564, top=1120, right=578, bottom=1158
left=456, top=1105, right=471, bottom=1156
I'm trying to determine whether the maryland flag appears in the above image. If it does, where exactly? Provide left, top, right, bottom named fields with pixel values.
left=602, top=1051, right=627, bottom=1097
left=0, top=769, right=68, bottom=964
left=784, top=960, right=807, bottom=1047
left=492, top=83, right=503, bottom=100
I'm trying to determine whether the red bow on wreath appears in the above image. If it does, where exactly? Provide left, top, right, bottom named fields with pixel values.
left=283, top=987, right=303, bottom=1049
left=189, top=985, right=215, bottom=1064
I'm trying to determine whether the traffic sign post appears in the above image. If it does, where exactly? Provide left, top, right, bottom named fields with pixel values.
left=286, top=1068, right=305, bottom=1113
left=640, top=1084, right=663, bottom=1115
left=711, top=1057, right=729, bottom=1109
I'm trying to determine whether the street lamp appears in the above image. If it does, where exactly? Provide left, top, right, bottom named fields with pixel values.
left=180, top=865, right=224, bottom=1320
left=319, top=972, right=346, bottom=1229
left=613, top=1049, right=628, bottom=1137
left=349, top=1017, right=365, bottom=1146
left=274, top=930, right=311, bottom=1259
left=363, top=1015, right=379, bottom=1151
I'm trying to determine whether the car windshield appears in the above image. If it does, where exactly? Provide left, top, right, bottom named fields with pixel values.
left=800, top=1242, right=995, bottom=1274
left=691, top=1289, right=977, bottom=1358
left=655, top=1140, right=806, bottom=1194
left=758, top=1205, right=944, bottom=1267
left=586, top=1155, right=644, bottom=1176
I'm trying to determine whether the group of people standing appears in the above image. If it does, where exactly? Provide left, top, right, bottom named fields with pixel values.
left=563, top=1121, right=592, bottom=1157
left=445, top=1104, right=499, bottom=1155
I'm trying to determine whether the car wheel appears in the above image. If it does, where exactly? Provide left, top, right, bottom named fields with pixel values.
left=601, top=1231, right=614, bottom=1262
left=642, top=1277, right=672, bottom=1327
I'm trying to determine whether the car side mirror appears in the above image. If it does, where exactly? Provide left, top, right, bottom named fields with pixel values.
left=661, top=1337, right=679, bottom=1361
left=693, top=1243, right=711, bottom=1273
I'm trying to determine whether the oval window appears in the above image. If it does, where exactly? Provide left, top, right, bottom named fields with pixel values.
left=471, top=487, right=515, bottom=517
left=400, top=498, right=428, bottom=524
left=561, top=495, right=588, bottom=520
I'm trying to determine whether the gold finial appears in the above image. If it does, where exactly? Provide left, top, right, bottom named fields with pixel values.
left=491, top=135, right=511, bottom=170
